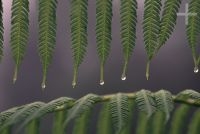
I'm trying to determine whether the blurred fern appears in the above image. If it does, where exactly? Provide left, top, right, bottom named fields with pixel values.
left=10, top=0, right=29, bottom=83
left=96, top=0, right=113, bottom=85
left=0, top=89, right=199, bottom=134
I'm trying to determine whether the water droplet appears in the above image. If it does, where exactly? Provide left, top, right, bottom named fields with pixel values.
left=72, top=81, right=76, bottom=88
left=13, top=78, right=17, bottom=84
left=42, top=83, right=46, bottom=89
left=100, top=80, right=104, bottom=85
left=194, top=67, right=199, bottom=74
left=121, top=75, right=126, bottom=81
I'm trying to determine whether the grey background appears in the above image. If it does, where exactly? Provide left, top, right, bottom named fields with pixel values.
left=0, top=0, right=199, bottom=133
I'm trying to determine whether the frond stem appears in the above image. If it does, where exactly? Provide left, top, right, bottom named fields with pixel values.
left=146, top=60, right=150, bottom=80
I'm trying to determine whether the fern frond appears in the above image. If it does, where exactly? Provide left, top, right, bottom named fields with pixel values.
left=52, top=110, right=67, bottom=134
left=136, top=112, right=150, bottom=134
left=38, top=0, right=58, bottom=89
left=71, top=0, right=88, bottom=88
left=177, top=89, right=200, bottom=100
left=155, top=90, right=174, bottom=122
left=157, top=0, right=181, bottom=50
left=186, top=0, right=200, bottom=70
left=97, top=102, right=113, bottom=134
left=109, top=93, right=129, bottom=134
left=1, top=127, right=11, bottom=134
left=136, top=89, right=156, bottom=117
left=0, top=102, right=44, bottom=131
left=63, top=94, right=100, bottom=127
left=19, top=97, right=73, bottom=129
left=151, top=111, right=165, bottom=134
left=169, top=104, right=190, bottom=134
left=0, top=0, right=3, bottom=61
left=187, top=109, right=200, bottom=134
left=72, top=107, right=92, bottom=134
left=96, top=0, right=112, bottom=84
left=10, top=0, right=29, bottom=83
left=25, top=119, right=40, bottom=134
left=120, top=0, right=137, bottom=80
left=119, top=100, right=135, bottom=134
left=143, top=0, right=162, bottom=80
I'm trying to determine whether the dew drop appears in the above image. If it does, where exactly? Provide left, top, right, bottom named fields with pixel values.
left=100, top=80, right=104, bottom=86
left=42, top=83, right=46, bottom=89
left=72, top=81, right=76, bottom=88
left=121, top=76, right=126, bottom=81
left=194, top=67, right=199, bottom=74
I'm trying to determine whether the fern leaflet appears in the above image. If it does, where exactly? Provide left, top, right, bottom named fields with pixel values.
left=187, top=109, right=200, bottom=134
left=25, top=119, right=40, bottom=134
left=151, top=111, right=165, bottom=134
left=38, top=0, right=58, bottom=89
left=136, top=112, right=150, bottom=134
left=186, top=0, right=200, bottom=70
left=10, top=0, right=29, bottom=83
left=71, top=0, right=89, bottom=88
left=120, top=0, right=137, bottom=80
left=109, top=93, right=129, bottom=134
left=136, top=89, right=156, bottom=117
left=52, top=111, right=67, bottom=134
left=0, top=0, right=3, bottom=61
left=96, top=0, right=112, bottom=84
left=155, top=90, right=174, bottom=122
left=63, top=94, right=100, bottom=127
left=143, top=0, right=162, bottom=80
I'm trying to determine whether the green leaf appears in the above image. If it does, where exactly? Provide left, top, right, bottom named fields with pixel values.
left=143, top=0, right=162, bottom=80
left=63, top=94, right=100, bottom=127
left=19, top=97, right=73, bottom=130
left=1, top=127, right=11, bottom=134
left=72, top=107, right=92, bottom=134
left=25, top=119, right=40, bottom=134
left=96, top=0, right=113, bottom=84
left=10, top=0, right=29, bottom=83
left=187, top=109, right=200, bottom=134
left=157, top=0, right=182, bottom=50
left=136, top=112, right=150, bottom=134
left=71, top=0, right=89, bottom=88
left=155, top=89, right=174, bottom=122
left=136, top=89, right=156, bottom=117
left=0, top=0, right=4, bottom=61
left=169, top=104, right=190, bottom=134
left=97, top=102, right=113, bottom=134
left=186, top=0, right=200, bottom=69
left=52, top=110, right=67, bottom=134
left=151, top=111, right=165, bottom=134
left=0, top=102, right=44, bottom=131
left=109, top=93, right=129, bottom=134
left=177, top=89, right=200, bottom=100
left=120, top=0, right=137, bottom=80
left=38, top=0, right=58, bottom=89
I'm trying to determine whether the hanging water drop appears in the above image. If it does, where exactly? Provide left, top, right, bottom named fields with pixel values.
left=121, top=75, right=126, bottom=81
left=100, top=80, right=104, bottom=85
left=194, top=67, right=199, bottom=74
left=42, top=83, right=46, bottom=89
left=72, top=81, right=76, bottom=88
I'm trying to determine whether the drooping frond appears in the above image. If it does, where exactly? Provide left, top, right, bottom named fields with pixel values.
left=25, top=119, right=40, bottom=134
left=0, top=0, right=3, bottom=61
left=177, top=89, right=200, bottom=100
left=109, top=93, right=129, bottom=134
left=97, top=102, right=113, bottom=134
left=169, top=104, right=190, bottom=134
left=135, top=89, right=156, bottom=117
left=120, top=0, right=137, bottom=80
left=63, top=94, right=100, bottom=127
left=157, top=0, right=181, bottom=50
left=119, top=100, right=135, bottom=134
left=0, top=102, right=44, bottom=131
left=143, top=0, right=162, bottom=80
left=96, top=0, right=112, bottom=85
left=72, top=108, right=92, bottom=134
left=71, top=0, right=88, bottom=88
left=187, top=110, right=200, bottom=134
left=151, top=111, right=165, bottom=134
left=136, top=112, right=150, bottom=134
left=19, top=97, right=74, bottom=129
left=38, top=0, right=57, bottom=89
left=52, top=110, right=67, bottom=134
left=154, top=90, right=174, bottom=122
left=186, top=0, right=200, bottom=70
left=10, top=0, right=29, bottom=83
